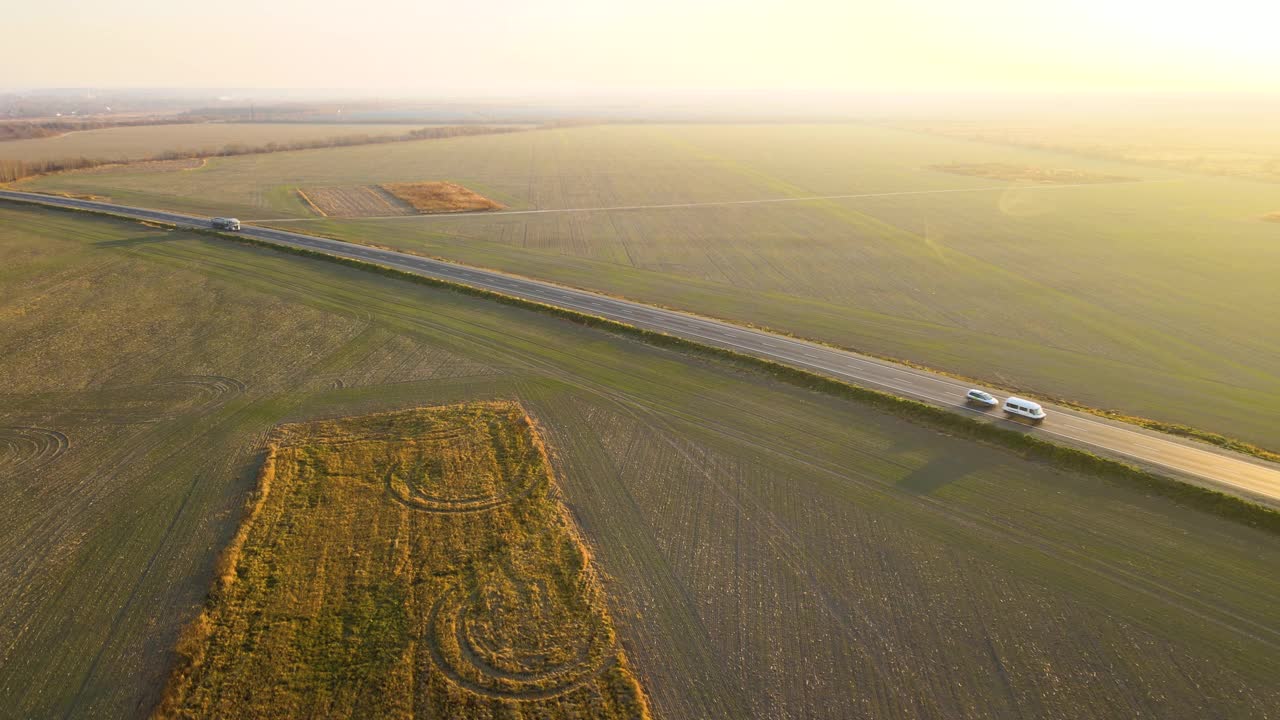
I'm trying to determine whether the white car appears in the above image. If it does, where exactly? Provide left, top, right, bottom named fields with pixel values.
left=965, top=389, right=999, bottom=407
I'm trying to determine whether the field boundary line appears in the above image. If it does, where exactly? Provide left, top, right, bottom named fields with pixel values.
left=294, top=188, right=326, bottom=217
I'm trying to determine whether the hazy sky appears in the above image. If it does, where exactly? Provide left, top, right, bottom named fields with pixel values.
left=7, top=0, right=1279, bottom=93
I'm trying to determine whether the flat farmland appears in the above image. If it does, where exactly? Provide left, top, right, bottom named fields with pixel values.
left=23, top=124, right=1280, bottom=447
left=2, top=203, right=1279, bottom=719
left=0, top=122, right=427, bottom=162
left=896, top=115, right=1280, bottom=183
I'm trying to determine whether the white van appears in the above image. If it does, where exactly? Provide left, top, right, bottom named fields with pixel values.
left=1003, top=396, right=1046, bottom=422
left=211, top=217, right=241, bottom=231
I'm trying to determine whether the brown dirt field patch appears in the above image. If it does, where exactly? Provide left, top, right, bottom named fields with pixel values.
left=1262, top=212, right=1280, bottom=223
left=382, top=181, right=505, bottom=213
left=930, top=162, right=1137, bottom=184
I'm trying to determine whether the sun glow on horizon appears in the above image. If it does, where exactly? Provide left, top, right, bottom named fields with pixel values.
left=5, top=0, right=1278, bottom=93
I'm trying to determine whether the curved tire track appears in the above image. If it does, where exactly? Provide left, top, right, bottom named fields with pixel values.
left=0, top=426, right=69, bottom=476
left=425, top=586, right=617, bottom=701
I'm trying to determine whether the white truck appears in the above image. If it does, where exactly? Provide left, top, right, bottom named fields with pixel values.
left=211, top=217, right=241, bottom=231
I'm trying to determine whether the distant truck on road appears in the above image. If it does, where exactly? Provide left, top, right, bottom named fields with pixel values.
left=211, top=217, right=241, bottom=231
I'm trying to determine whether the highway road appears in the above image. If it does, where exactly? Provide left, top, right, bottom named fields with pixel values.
left=4, top=188, right=1279, bottom=506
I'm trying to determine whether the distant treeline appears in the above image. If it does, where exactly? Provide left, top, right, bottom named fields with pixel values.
left=0, top=117, right=206, bottom=142
left=0, top=125, right=522, bottom=183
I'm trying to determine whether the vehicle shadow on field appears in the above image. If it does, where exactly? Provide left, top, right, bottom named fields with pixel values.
left=893, top=431, right=988, bottom=496
left=897, top=454, right=987, bottom=495
left=93, top=234, right=179, bottom=248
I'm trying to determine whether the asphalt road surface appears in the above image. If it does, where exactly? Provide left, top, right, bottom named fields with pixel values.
left=4, top=189, right=1278, bottom=506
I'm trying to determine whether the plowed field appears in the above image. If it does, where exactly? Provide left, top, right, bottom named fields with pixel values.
left=298, top=185, right=416, bottom=217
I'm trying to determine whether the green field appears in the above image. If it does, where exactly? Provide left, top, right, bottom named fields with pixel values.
left=21, top=124, right=1280, bottom=448
left=0, top=122, right=427, bottom=162
left=1, top=203, right=1278, bottom=718
left=894, top=114, right=1280, bottom=183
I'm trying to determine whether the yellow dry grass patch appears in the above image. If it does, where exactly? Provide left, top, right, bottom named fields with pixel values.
left=930, top=162, right=1136, bottom=184
left=382, top=181, right=505, bottom=213
left=156, top=402, right=649, bottom=719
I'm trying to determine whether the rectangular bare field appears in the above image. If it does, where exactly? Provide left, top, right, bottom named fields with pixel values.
left=382, top=181, right=504, bottom=213
left=929, top=162, right=1136, bottom=183
left=156, top=402, right=649, bottom=720
left=297, top=185, right=417, bottom=218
